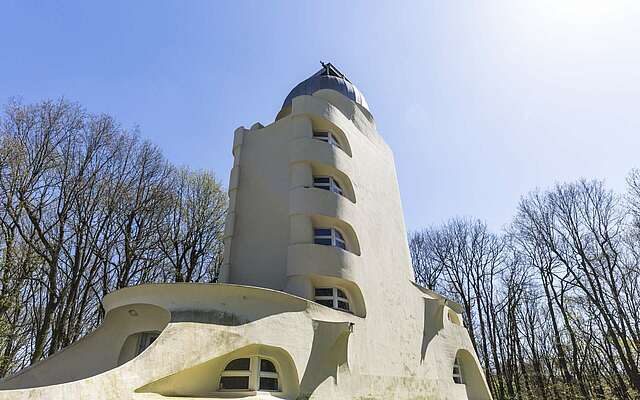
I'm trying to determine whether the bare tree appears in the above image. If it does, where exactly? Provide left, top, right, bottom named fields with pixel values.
left=410, top=179, right=640, bottom=400
left=0, top=98, right=227, bottom=373
left=157, top=167, right=226, bottom=283
left=408, top=229, right=443, bottom=289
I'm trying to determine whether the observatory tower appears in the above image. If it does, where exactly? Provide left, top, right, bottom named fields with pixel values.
left=0, top=63, right=492, bottom=400
left=221, top=62, right=414, bottom=320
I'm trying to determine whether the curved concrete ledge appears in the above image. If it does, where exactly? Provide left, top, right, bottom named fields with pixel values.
left=104, top=283, right=309, bottom=317
left=412, top=282, right=464, bottom=314
left=0, top=283, right=361, bottom=400
left=287, top=244, right=362, bottom=284
left=103, top=283, right=360, bottom=326
left=289, top=187, right=358, bottom=225
left=289, top=137, right=355, bottom=180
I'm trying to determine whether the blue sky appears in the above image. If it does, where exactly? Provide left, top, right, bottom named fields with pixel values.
left=2, top=1, right=639, bottom=231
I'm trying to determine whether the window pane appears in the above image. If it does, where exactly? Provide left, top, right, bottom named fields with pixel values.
left=137, top=332, right=159, bottom=354
left=316, top=299, right=334, bottom=308
left=337, top=300, right=350, bottom=311
left=260, top=359, right=277, bottom=373
left=313, top=132, right=329, bottom=143
left=336, top=289, right=347, bottom=298
left=313, top=177, right=330, bottom=184
left=314, top=238, right=333, bottom=246
left=333, top=230, right=344, bottom=241
left=259, top=377, right=279, bottom=391
left=332, top=181, right=343, bottom=194
left=224, top=358, right=250, bottom=371
left=315, top=288, right=333, bottom=297
left=220, top=376, right=250, bottom=390
left=336, top=240, right=346, bottom=250
left=329, top=134, right=340, bottom=146
left=314, top=228, right=332, bottom=236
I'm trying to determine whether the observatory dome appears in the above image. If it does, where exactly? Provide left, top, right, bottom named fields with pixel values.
left=280, top=63, right=369, bottom=115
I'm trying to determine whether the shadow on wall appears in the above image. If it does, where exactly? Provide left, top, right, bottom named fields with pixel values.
left=421, top=297, right=444, bottom=363
left=299, top=320, right=351, bottom=397
left=110, top=284, right=312, bottom=327
left=456, top=349, right=492, bottom=400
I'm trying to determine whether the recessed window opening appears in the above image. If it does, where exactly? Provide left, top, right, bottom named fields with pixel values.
left=314, top=287, right=351, bottom=312
left=137, top=332, right=160, bottom=355
left=219, top=356, right=280, bottom=392
left=313, top=176, right=343, bottom=195
left=313, top=131, right=342, bottom=148
left=314, top=228, right=346, bottom=250
left=453, top=357, right=464, bottom=384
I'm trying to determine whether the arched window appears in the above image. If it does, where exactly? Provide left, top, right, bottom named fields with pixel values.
left=313, top=176, right=343, bottom=196
left=314, top=287, right=351, bottom=313
left=453, top=356, right=464, bottom=384
left=314, top=228, right=346, bottom=250
left=219, top=356, right=280, bottom=392
left=313, top=130, right=342, bottom=149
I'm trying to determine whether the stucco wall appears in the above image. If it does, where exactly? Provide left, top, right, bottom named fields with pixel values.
left=0, top=303, right=170, bottom=390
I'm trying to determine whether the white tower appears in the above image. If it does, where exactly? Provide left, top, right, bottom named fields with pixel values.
left=221, top=63, right=414, bottom=319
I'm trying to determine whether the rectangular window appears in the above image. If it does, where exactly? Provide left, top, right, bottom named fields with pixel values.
left=313, top=131, right=342, bottom=149
left=314, top=228, right=332, bottom=236
left=313, top=131, right=329, bottom=142
left=317, top=299, right=334, bottom=308
left=453, top=358, right=464, bottom=384
left=220, top=376, right=250, bottom=390
left=314, top=228, right=347, bottom=250
left=313, top=176, right=343, bottom=195
left=314, top=228, right=333, bottom=246
left=313, top=177, right=331, bottom=191
left=315, top=287, right=351, bottom=313
left=315, top=288, right=334, bottom=297
left=259, top=377, right=279, bottom=391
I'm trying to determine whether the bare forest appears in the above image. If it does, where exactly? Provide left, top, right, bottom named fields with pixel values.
left=410, top=176, right=640, bottom=399
left=0, top=99, right=227, bottom=375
